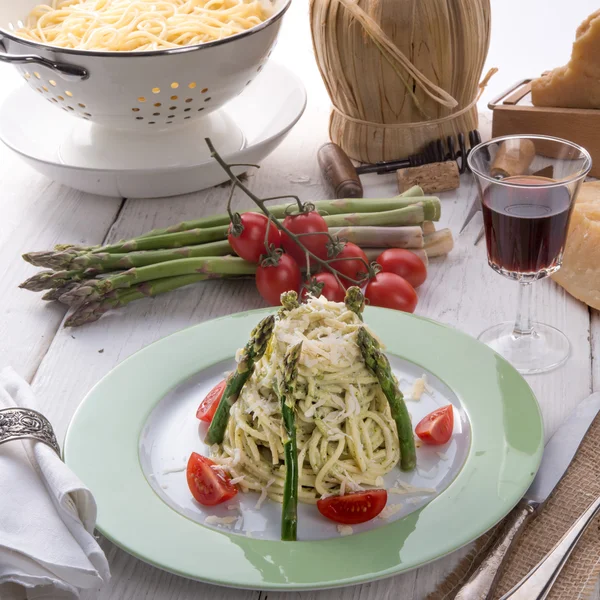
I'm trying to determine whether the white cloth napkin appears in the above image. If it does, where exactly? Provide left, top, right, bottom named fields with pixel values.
left=0, top=367, right=110, bottom=600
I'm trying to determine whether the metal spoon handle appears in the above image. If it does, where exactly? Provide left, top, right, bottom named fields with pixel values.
left=502, top=495, right=600, bottom=600
left=455, top=501, right=536, bottom=600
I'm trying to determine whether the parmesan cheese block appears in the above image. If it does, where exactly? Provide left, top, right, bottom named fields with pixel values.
left=532, top=10, right=600, bottom=109
left=552, top=181, right=600, bottom=308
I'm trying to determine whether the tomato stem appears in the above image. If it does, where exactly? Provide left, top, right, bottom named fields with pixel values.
left=206, top=138, right=368, bottom=290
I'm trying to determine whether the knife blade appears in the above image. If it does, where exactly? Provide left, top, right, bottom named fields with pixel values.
left=526, top=392, right=600, bottom=505
left=455, top=392, right=600, bottom=600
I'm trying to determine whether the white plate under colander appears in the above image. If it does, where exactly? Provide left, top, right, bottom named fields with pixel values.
left=0, top=61, right=306, bottom=198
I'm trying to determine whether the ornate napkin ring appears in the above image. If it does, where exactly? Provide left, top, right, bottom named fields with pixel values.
left=0, top=408, right=61, bottom=457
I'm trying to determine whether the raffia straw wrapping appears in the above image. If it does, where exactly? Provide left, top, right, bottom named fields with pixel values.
left=309, top=0, right=492, bottom=163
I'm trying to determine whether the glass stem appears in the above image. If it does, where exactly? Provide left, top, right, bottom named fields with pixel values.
left=513, top=282, right=534, bottom=337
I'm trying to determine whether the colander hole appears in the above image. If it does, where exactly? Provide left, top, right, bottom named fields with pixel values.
left=169, top=106, right=177, bottom=110
left=154, top=102, right=161, bottom=107
left=34, top=72, right=40, bottom=79
left=267, top=50, right=272, bottom=57
left=132, top=108, right=140, bottom=112
left=257, top=65, right=263, bottom=72
left=171, top=82, right=179, bottom=89
left=36, top=88, right=42, bottom=93
left=188, top=82, right=197, bottom=89
left=201, top=88, right=208, bottom=93
left=58, top=96, right=64, bottom=101
left=148, top=121, right=156, bottom=124
left=83, top=117, right=90, bottom=121
left=65, top=91, right=73, bottom=97
left=198, top=107, right=204, bottom=111
left=170, top=95, right=178, bottom=101
left=62, top=107, right=68, bottom=112
left=78, top=103, right=86, bottom=108
left=83, top=112, right=91, bottom=117
left=67, top=106, right=74, bottom=111
left=167, top=121, right=173, bottom=124
left=204, top=97, right=211, bottom=102
left=153, top=112, right=160, bottom=116
left=152, top=87, right=161, bottom=94
left=168, top=114, right=175, bottom=118
left=185, top=98, right=192, bottom=103
left=245, top=80, right=252, bottom=86
left=42, top=86, right=49, bottom=92
left=138, top=97, right=146, bottom=102
left=24, top=72, right=31, bottom=79
left=49, top=79, right=56, bottom=86
left=51, top=98, right=58, bottom=103
left=136, top=116, right=143, bottom=120
left=184, top=116, right=191, bottom=120
left=184, top=108, right=191, bottom=112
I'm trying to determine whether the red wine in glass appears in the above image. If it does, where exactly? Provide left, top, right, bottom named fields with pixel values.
left=481, top=175, right=573, bottom=275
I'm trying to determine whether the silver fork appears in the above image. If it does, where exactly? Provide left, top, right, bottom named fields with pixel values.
left=501, top=494, right=600, bottom=599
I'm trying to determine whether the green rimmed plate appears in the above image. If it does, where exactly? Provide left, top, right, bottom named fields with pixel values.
left=64, top=307, right=543, bottom=590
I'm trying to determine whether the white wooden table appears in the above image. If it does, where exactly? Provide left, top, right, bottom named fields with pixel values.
left=1, top=2, right=599, bottom=599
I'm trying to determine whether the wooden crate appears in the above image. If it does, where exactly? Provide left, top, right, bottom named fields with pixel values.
left=489, top=79, right=600, bottom=177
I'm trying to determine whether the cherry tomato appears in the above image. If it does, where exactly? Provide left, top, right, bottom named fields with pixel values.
left=415, top=405, right=454, bottom=445
left=186, top=452, right=238, bottom=506
left=227, top=213, right=281, bottom=264
left=329, top=243, right=369, bottom=285
left=317, top=490, right=388, bottom=524
left=256, top=253, right=301, bottom=306
left=365, top=272, right=418, bottom=313
left=196, top=380, right=226, bottom=423
left=376, top=249, right=427, bottom=288
left=302, top=272, right=346, bottom=302
left=281, top=211, right=329, bottom=267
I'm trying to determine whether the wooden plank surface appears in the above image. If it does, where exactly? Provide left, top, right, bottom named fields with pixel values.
left=0, top=1, right=598, bottom=598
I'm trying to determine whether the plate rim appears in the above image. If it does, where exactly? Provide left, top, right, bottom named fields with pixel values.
left=64, top=307, right=544, bottom=590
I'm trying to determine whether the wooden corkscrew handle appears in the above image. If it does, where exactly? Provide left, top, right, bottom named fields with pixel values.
left=490, top=139, right=536, bottom=178
left=317, top=143, right=363, bottom=199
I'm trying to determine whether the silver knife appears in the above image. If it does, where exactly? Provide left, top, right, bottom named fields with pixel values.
left=455, top=392, right=600, bottom=600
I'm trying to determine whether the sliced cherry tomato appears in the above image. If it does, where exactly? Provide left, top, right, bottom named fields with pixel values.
left=365, top=272, right=418, bottom=313
left=281, top=211, right=329, bottom=267
left=317, top=490, right=388, bottom=524
left=376, top=248, right=427, bottom=288
left=302, top=272, right=346, bottom=302
left=415, top=405, right=454, bottom=445
left=228, top=213, right=281, bottom=264
left=186, top=452, right=238, bottom=506
left=196, top=380, right=226, bottom=423
left=256, top=253, right=301, bottom=306
left=329, top=242, right=369, bottom=285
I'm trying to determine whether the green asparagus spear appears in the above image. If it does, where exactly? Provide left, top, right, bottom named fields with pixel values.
left=278, top=342, right=303, bottom=541
left=42, top=280, right=83, bottom=302
left=344, top=286, right=365, bottom=321
left=357, top=327, right=416, bottom=471
left=60, top=256, right=257, bottom=307
left=322, top=204, right=426, bottom=229
left=19, top=269, right=90, bottom=292
left=205, top=315, right=275, bottom=445
left=68, top=240, right=233, bottom=271
left=279, top=290, right=300, bottom=315
left=64, top=273, right=214, bottom=327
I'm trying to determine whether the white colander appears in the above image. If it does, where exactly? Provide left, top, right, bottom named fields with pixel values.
left=0, top=0, right=290, bottom=130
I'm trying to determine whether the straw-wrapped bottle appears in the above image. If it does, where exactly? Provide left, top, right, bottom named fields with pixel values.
left=309, top=0, right=492, bottom=163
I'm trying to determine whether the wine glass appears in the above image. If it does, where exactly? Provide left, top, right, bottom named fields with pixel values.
left=467, top=135, right=591, bottom=375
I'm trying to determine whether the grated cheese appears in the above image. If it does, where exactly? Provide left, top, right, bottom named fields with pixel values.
left=161, top=464, right=186, bottom=475
left=337, top=524, right=354, bottom=536
left=379, top=504, right=403, bottom=520
left=255, top=478, right=275, bottom=510
left=392, top=479, right=436, bottom=495
left=204, top=515, right=238, bottom=528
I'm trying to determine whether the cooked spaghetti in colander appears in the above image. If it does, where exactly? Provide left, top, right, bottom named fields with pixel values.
left=15, top=0, right=269, bottom=51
